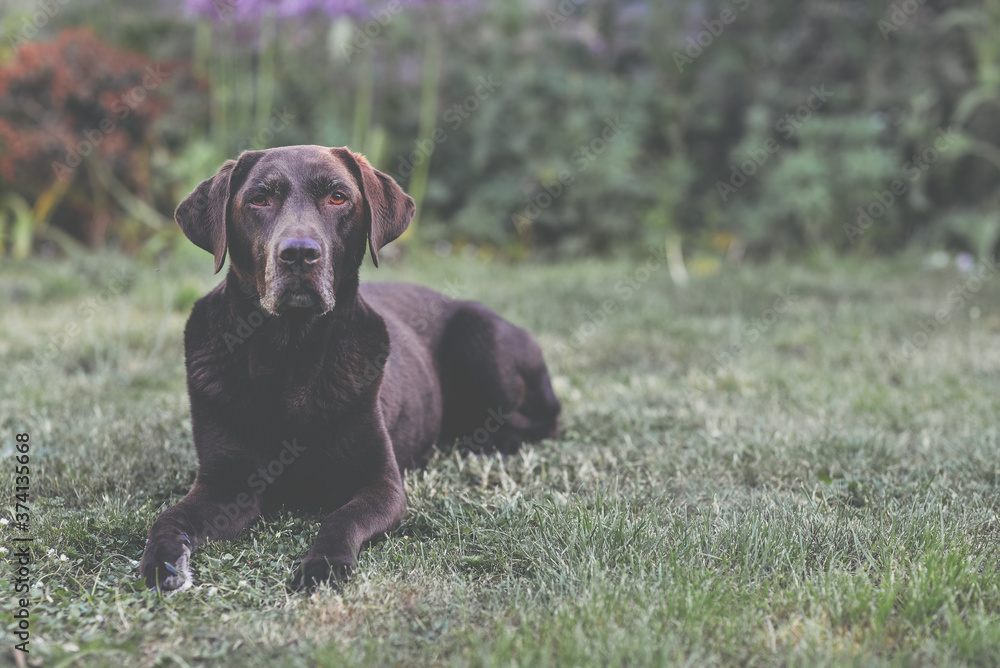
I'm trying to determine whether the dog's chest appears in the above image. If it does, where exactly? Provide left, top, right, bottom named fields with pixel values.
left=277, top=359, right=369, bottom=426
left=236, top=352, right=373, bottom=440
left=226, top=375, right=376, bottom=511
left=233, top=332, right=360, bottom=415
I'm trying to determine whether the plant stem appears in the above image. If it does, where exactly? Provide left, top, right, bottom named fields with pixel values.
left=352, top=48, right=374, bottom=151
left=254, top=13, right=277, bottom=142
left=402, top=33, right=442, bottom=241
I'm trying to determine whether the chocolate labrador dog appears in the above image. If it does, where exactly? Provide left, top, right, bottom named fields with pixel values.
left=139, top=145, right=560, bottom=592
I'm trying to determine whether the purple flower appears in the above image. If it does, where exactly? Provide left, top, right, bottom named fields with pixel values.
left=184, top=0, right=473, bottom=22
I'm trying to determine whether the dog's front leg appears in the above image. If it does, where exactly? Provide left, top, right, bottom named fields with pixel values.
left=140, top=475, right=261, bottom=591
left=290, top=449, right=406, bottom=590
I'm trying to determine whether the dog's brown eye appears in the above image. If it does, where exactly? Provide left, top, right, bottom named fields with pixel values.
left=329, top=193, right=346, bottom=205
left=249, top=195, right=269, bottom=207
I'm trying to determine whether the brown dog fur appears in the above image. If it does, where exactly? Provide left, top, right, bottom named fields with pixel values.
left=139, top=145, right=560, bottom=591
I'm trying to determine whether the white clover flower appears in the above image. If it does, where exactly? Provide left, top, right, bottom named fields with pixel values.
left=59, top=554, right=68, bottom=562
left=0, top=547, right=7, bottom=554
left=0, top=518, right=9, bottom=525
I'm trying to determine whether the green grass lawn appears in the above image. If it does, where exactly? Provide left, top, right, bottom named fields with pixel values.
left=2, top=247, right=999, bottom=666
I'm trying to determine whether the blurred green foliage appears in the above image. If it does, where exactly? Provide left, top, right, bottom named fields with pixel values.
left=2, top=0, right=1000, bottom=260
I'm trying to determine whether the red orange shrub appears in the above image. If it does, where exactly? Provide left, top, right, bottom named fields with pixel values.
left=0, top=27, right=170, bottom=246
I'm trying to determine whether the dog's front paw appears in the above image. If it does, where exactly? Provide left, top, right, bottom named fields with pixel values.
left=289, top=553, right=354, bottom=592
left=139, top=532, right=193, bottom=593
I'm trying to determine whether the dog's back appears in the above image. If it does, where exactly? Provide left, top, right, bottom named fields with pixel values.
left=361, top=281, right=561, bottom=462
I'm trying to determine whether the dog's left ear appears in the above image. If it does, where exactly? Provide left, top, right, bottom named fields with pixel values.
left=335, top=148, right=416, bottom=268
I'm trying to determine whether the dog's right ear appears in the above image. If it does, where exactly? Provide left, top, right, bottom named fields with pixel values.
left=175, top=152, right=262, bottom=274
left=174, top=160, right=236, bottom=274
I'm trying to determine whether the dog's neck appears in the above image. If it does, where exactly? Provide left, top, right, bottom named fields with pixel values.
left=219, top=267, right=390, bottom=401
left=224, top=268, right=371, bottom=351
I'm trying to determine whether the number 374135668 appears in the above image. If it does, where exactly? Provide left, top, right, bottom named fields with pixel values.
left=15, top=433, right=30, bottom=530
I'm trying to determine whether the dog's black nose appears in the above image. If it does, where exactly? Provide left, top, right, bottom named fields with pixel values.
left=278, top=238, right=322, bottom=266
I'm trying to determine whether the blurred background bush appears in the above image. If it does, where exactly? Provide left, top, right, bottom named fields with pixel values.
left=2, top=0, right=1000, bottom=264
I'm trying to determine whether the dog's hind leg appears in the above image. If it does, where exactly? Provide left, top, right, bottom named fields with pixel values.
left=437, top=304, right=560, bottom=454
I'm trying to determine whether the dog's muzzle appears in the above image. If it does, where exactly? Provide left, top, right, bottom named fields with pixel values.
left=261, top=237, right=336, bottom=314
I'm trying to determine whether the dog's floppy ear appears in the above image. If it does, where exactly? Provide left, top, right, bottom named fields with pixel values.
left=335, top=148, right=416, bottom=268
left=174, top=152, right=262, bottom=274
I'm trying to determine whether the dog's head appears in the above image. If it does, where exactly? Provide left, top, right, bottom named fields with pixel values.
left=175, top=145, right=415, bottom=315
